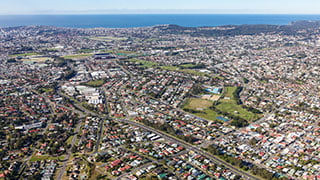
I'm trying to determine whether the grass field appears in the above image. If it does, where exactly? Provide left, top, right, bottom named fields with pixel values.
left=179, top=63, right=197, bottom=68
left=183, top=98, right=220, bottom=121
left=30, top=154, right=65, bottom=162
left=89, top=36, right=127, bottom=42
left=182, top=87, right=261, bottom=122
left=129, top=58, right=158, bottom=68
left=259, top=79, right=268, bottom=83
left=212, top=75, right=225, bottom=80
left=38, top=87, right=54, bottom=94
left=63, top=53, right=93, bottom=59
left=161, top=65, right=179, bottom=71
left=179, top=69, right=207, bottom=76
left=83, top=80, right=105, bottom=87
left=216, top=87, right=260, bottom=121
left=10, top=52, right=39, bottom=57
left=66, top=135, right=74, bottom=145
left=223, top=86, right=236, bottom=98
left=129, top=59, right=207, bottom=76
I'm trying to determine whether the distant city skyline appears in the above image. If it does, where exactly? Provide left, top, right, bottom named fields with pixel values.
left=1, top=0, right=320, bottom=15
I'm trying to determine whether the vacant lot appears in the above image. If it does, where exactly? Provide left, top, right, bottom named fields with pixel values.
left=184, top=98, right=213, bottom=110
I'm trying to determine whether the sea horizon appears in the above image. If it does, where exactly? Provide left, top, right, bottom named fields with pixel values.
left=0, top=14, right=320, bottom=28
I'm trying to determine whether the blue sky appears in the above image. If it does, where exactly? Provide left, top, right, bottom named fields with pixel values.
left=1, top=0, right=320, bottom=14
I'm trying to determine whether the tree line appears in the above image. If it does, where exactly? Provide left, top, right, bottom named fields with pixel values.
left=206, top=145, right=288, bottom=180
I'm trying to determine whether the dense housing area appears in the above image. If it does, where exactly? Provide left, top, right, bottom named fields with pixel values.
left=0, top=22, right=319, bottom=180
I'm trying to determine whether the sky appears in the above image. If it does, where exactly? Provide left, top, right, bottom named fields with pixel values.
left=0, top=0, right=320, bottom=15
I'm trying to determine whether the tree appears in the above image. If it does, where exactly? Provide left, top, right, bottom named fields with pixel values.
left=249, top=138, right=258, bottom=146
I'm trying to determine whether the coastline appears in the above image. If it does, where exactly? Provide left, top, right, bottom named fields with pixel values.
left=0, top=14, right=320, bottom=28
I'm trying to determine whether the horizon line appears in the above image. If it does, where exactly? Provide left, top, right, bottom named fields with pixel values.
left=1, top=13, right=320, bottom=16
left=2, top=7, right=320, bottom=15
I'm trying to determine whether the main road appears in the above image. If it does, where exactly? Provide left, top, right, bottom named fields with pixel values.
left=116, top=118, right=260, bottom=180
left=56, top=63, right=259, bottom=179
left=63, top=96, right=259, bottom=180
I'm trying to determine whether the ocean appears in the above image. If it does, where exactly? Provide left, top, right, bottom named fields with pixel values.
left=0, top=14, right=320, bottom=28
